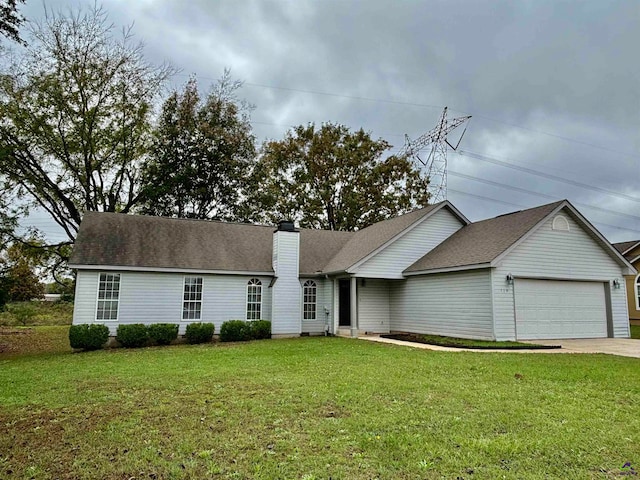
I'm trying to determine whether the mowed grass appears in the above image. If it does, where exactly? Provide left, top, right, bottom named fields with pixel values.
left=1, top=329, right=640, bottom=479
left=631, top=324, right=640, bottom=339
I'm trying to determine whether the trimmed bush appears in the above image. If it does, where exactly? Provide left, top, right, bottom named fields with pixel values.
left=249, top=320, right=271, bottom=340
left=219, top=320, right=251, bottom=342
left=148, top=323, right=179, bottom=345
left=184, top=322, right=215, bottom=344
left=116, top=323, right=149, bottom=348
left=69, top=324, right=109, bottom=351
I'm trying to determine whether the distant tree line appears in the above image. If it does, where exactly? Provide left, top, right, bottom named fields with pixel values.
left=0, top=4, right=430, bottom=284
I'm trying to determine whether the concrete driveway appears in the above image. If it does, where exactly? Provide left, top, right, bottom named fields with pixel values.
left=524, top=338, right=640, bottom=358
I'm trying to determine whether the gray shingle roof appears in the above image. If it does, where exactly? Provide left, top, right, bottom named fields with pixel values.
left=404, top=201, right=564, bottom=273
left=69, top=212, right=356, bottom=275
left=612, top=240, right=640, bottom=257
left=69, top=212, right=276, bottom=273
left=321, top=203, right=447, bottom=274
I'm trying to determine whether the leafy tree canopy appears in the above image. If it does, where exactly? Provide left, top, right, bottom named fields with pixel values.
left=0, top=0, right=25, bottom=44
left=0, top=240, right=45, bottom=303
left=252, top=123, right=430, bottom=231
left=0, top=5, right=174, bottom=267
left=139, top=72, right=256, bottom=220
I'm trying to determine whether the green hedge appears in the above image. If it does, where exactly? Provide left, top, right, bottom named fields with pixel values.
left=69, top=324, right=110, bottom=351
left=220, top=320, right=251, bottom=342
left=184, top=323, right=215, bottom=344
left=249, top=320, right=271, bottom=340
left=116, top=324, right=149, bottom=348
left=220, top=320, right=271, bottom=342
left=147, top=323, right=179, bottom=345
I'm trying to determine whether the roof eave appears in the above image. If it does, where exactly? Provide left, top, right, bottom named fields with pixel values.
left=622, top=241, right=640, bottom=256
left=403, top=263, right=492, bottom=276
left=69, top=264, right=275, bottom=276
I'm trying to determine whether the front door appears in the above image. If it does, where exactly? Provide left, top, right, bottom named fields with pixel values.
left=339, top=279, right=351, bottom=327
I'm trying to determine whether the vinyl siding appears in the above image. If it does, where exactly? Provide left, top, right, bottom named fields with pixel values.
left=358, top=279, right=390, bottom=333
left=492, top=213, right=630, bottom=340
left=354, top=208, right=464, bottom=279
left=72, top=270, right=272, bottom=335
left=301, top=277, right=330, bottom=334
left=389, top=270, right=493, bottom=340
left=271, top=231, right=301, bottom=335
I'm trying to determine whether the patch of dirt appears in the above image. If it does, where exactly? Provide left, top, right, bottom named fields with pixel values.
left=319, top=401, right=350, bottom=418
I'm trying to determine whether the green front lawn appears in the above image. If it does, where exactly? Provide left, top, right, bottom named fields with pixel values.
left=1, top=328, right=639, bottom=479
left=631, top=324, right=640, bottom=339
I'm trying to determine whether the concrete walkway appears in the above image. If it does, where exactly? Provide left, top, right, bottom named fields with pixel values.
left=360, top=335, right=640, bottom=358
left=524, top=338, right=640, bottom=358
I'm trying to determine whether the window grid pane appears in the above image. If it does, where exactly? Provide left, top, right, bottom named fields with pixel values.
left=246, top=279, right=262, bottom=320
left=303, top=280, right=317, bottom=321
left=96, top=273, right=120, bottom=321
left=183, top=277, right=203, bottom=320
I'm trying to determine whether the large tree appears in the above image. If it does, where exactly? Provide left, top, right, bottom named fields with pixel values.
left=139, top=73, right=256, bottom=220
left=253, top=123, right=430, bottom=231
left=0, top=5, right=173, bottom=262
left=0, top=0, right=25, bottom=44
left=0, top=240, right=46, bottom=303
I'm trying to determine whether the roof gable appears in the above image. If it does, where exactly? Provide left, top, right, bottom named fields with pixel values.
left=404, top=201, right=563, bottom=274
left=321, top=202, right=469, bottom=274
left=405, top=200, right=636, bottom=275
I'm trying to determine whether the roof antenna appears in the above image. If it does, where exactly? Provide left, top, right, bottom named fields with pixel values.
left=401, top=107, right=472, bottom=203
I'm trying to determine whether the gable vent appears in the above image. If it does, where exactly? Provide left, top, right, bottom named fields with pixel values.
left=552, top=215, right=570, bottom=231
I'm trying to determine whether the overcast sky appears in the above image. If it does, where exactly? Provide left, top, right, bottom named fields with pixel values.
left=21, top=0, right=640, bottom=243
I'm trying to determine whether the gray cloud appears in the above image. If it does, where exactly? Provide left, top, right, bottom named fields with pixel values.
left=21, top=0, right=640, bottom=242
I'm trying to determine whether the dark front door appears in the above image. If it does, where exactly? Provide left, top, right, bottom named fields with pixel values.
left=339, top=279, right=351, bottom=327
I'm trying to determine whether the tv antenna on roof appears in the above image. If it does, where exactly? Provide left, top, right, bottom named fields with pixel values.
left=401, top=107, right=471, bottom=203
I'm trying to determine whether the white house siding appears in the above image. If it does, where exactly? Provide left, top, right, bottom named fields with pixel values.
left=389, top=270, right=494, bottom=340
left=354, top=208, right=464, bottom=279
left=492, top=213, right=630, bottom=340
left=357, top=279, right=390, bottom=333
left=300, top=277, right=331, bottom=334
left=72, top=270, right=272, bottom=335
left=271, top=231, right=301, bottom=335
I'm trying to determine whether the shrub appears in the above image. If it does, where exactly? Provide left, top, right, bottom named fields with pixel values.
left=249, top=320, right=271, bottom=340
left=147, top=323, right=179, bottom=345
left=220, top=320, right=251, bottom=342
left=184, top=322, right=215, bottom=344
left=116, top=324, right=149, bottom=348
left=69, top=324, right=110, bottom=351
left=6, top=301, right=39, bottom=326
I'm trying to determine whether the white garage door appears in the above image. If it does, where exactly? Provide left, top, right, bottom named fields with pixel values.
left=514, top=279, right=608, bottom=340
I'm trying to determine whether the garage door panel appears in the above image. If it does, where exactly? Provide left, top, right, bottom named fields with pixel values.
left=515, top=279, right=607, bottom=340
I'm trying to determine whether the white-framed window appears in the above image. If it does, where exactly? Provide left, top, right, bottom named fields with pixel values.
left=246, top=278, right=262, bottom=320
left=183, top=276, right=203, bottom=320
left=636, top=274, right=640, bottom=311
left=96, top=273, right=120, bottom=321
left=303, top=280, right=317, bottom=321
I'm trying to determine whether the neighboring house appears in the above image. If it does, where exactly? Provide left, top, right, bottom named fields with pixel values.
left=69, top=199, right=636, bottom=341
left=613, top=240, right=640, bottom=324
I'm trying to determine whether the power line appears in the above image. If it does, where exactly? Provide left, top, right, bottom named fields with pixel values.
left=173, top=73, right=640, bottom=161
left=447, top=188, right=640, bottom=235
left=457, top=150, right=640, bottom=204
left=448, top=170, right=640, bottom=223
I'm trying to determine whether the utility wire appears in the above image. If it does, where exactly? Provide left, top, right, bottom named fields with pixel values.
left=447, top=188, right=640, bottom=235
left=174, top=73, right=640, bottom=161
left=448, top=170, right=640, bottom=223
left=457, top=150, right=640, bottom=204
